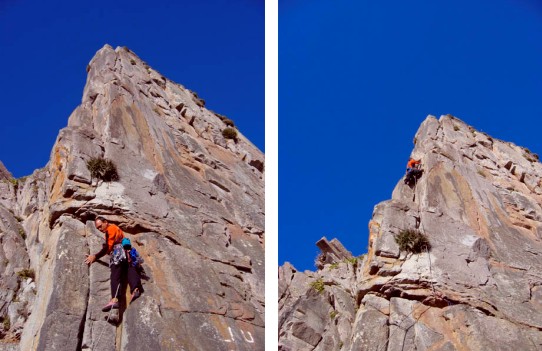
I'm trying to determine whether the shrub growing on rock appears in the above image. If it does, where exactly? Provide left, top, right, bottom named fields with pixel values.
left=190, top=90, right=206, bottom=107
left=395, top=229, right=430, bottom=254
left=2, top=316, right=10, bottom=331
left=18, top=228, right=26, bottom=240
left=86, top=157, right=119, bottom=182
left=222, top=127, right=238, bottom=141
left=345, top=257, right=358, bottom=266
left=222, top=117, right=235, bottom=127
left=16, top=269, right=35, bottom=280
left=523, top=148, right=539, bottom=163
left=309, top=278, right=325, bottom=293
left=213, top=112, right=235, bottom=127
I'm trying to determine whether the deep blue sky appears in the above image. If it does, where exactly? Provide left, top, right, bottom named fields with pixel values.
left=0, top=0, right=264, bottom=178
left=279, top=0, right=542, bottom=271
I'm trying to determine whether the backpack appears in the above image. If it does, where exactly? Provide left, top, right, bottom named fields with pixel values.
left=121, top=238, right=144, bottom=267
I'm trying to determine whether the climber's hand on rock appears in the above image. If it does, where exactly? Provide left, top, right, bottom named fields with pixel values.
left=85, top=255, right=96, bottom=265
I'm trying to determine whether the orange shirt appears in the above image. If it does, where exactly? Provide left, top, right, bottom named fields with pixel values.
left=105, top=224, right=124, bottom=254
left=407, top=159, right=421, bottom=169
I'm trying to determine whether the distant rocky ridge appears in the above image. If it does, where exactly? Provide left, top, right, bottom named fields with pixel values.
left=0, top=45, right=264, bottom=350
left=279, top=115, right=542, bottom=350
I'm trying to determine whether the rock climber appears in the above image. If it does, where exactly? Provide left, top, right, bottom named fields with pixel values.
left=84, top=216, right=142, bottom=311
left=404, top=158, right=423, bottom=184
left=406, top=158, right=421, bottom=174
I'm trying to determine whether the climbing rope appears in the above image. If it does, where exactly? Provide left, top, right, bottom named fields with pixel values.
left=372, top=246, right=448, bottom=351
left=425, top=246, right=436, bottom=297
left=92, top=280, right=120, bottom=350
left=413, top=166, right=437, bottom=299
left=368, top=163, right=447, bottom=351
left=373, top=163, right=440, bottom=350
left=413, top=170, right=418, bottom=202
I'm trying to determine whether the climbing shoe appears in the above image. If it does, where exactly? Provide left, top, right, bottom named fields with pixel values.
left=130, top=288, right=140, bottom=303
left=102, top=299, right=119, bottom=312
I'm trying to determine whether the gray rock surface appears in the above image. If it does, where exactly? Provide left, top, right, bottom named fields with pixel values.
left=0, top=45, right=264, bottom=350
left=0, top=205, right=34, bottom=342
left=279, top=115, right=542, bottom=350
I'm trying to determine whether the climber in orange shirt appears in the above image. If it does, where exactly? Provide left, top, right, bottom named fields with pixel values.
left=84, top=216, right=142, bottom=311
left=406, top=158, right=421, bottom=173
left=404, top=158, right=423, bottom=185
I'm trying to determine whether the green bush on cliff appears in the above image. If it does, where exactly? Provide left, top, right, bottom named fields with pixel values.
left=523, top=148, right=539, bottom=163
left=212, top=112, right=235, bottom=127
left=16, top=269, right=35, bottom=280
left=309, top=278, right=325, bottom=293
left=222, top=127, right=238, bottom=141
left=345, top=257, right=358, bottom=266
left=221, top=117, right=235, bottom=127
left=2, top=316, right=10, bottom=331
left=86, top=157, right=119, bottom=182
left=395, top=229, right=430, bottom=254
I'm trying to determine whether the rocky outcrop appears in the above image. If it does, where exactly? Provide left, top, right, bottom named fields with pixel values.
left=314, top=237, right=353, bottom=270
left=0, top=45, right=264, bottom=350
left=279, top=115, right=542, bottom=350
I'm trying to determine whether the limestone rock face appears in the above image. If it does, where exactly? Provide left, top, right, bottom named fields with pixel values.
left=0, top=45, right=264, bottom=350
left=279, top=115, right=542, bottom=350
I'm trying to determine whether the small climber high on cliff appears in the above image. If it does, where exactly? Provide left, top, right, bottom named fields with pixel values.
left=404, top=158, right=423, bottom=185
left=84, top=216, right=142, bottom=312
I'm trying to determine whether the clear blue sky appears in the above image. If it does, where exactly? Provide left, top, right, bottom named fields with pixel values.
left=279, top=0, right=542, bottom=271
left=0, top=0, right=264, bottom=178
